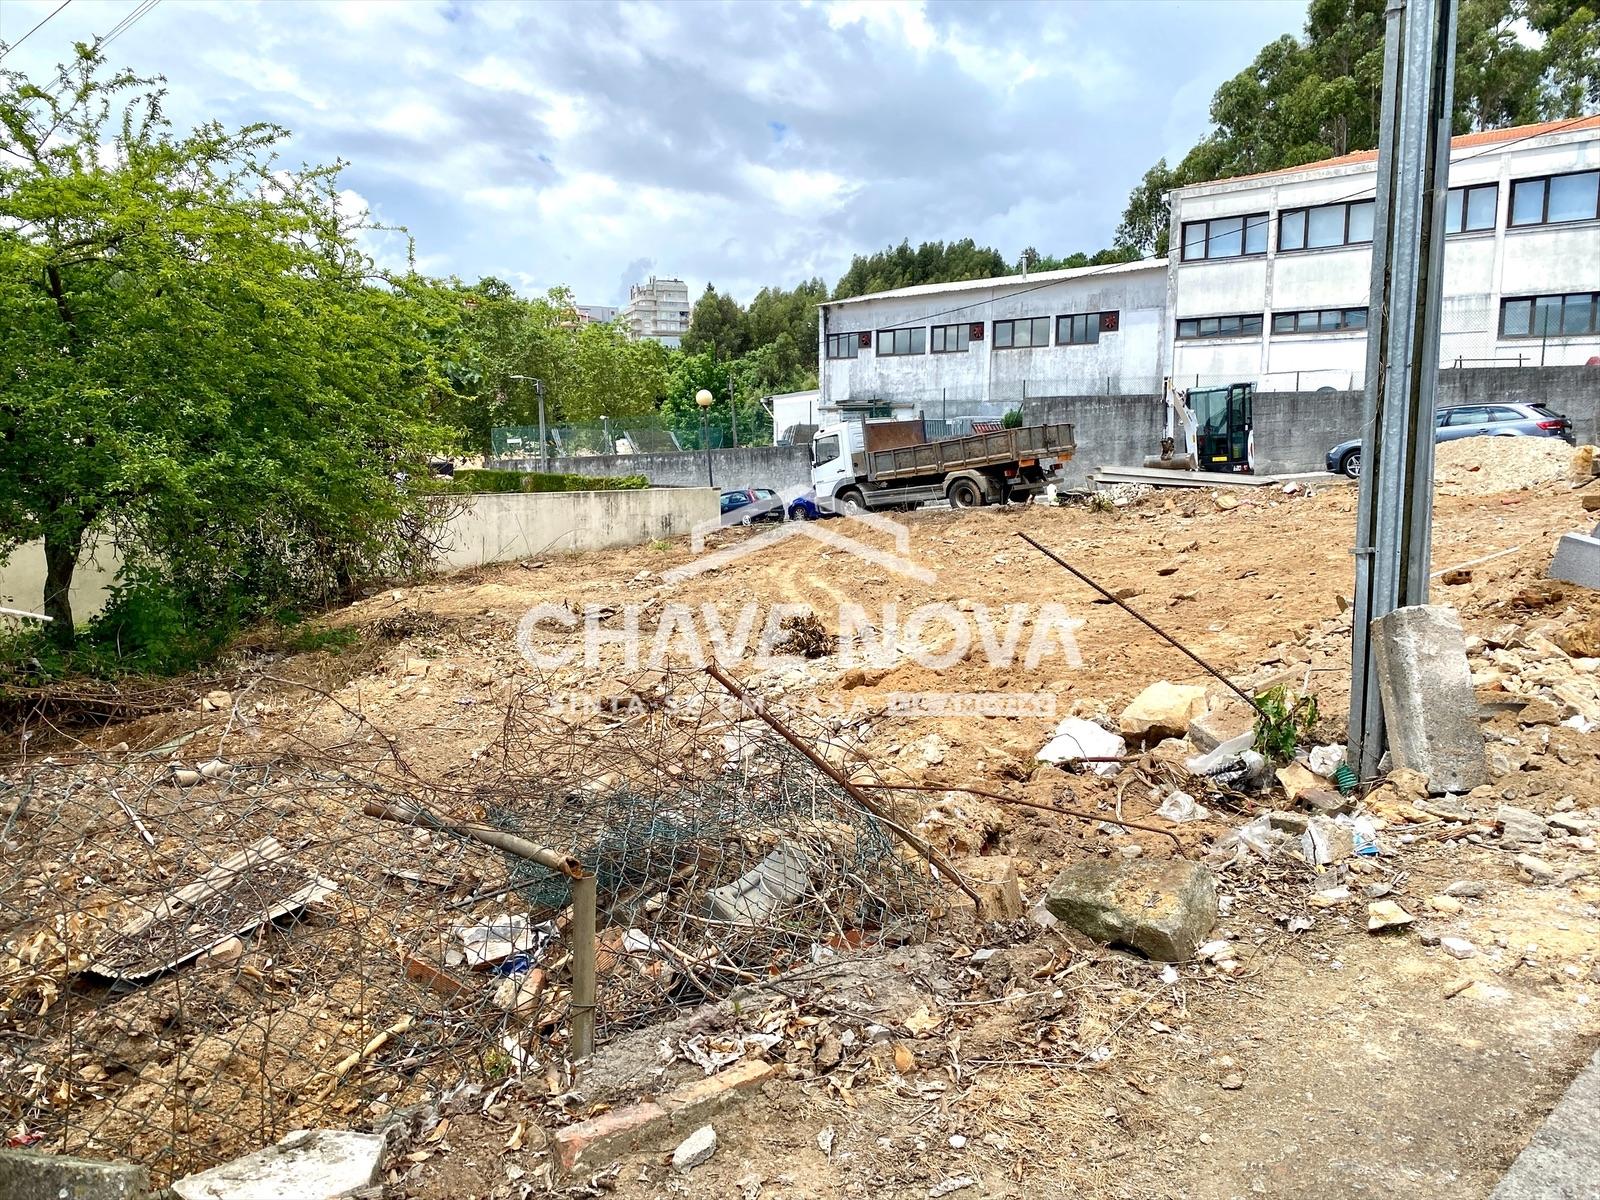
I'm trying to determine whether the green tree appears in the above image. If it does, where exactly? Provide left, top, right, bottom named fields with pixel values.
left=660, top=352, right=734, bottom=450
left=831, top=238, right=1009, bottom=299
left=1114, top=0, right=1599, bottom=255
left=682, top=284, right=750, bottom=359
left=0, top=47, right=454, bottom=651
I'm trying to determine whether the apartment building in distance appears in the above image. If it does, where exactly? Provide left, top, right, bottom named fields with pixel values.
left=575, top=304, right=619, bottom=325
left=1166, top=115, right=1600, bottom=390
left=815, top=115, right=1600, bottom=422
left=622, top=276, right=691, bottom=348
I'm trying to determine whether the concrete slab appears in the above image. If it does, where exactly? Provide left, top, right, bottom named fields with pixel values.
left=1547, top=531, right=1600, bottom=590
left=0, top=1150, right=149, bottom=1200
left=170, top=1129, right=384, bottom=1200
left=1372, top=604, right=1488, bottom=794
left=1090, top=465, right=1348, bottom=489
left=1489, top=1048, right=1600, bottom=1199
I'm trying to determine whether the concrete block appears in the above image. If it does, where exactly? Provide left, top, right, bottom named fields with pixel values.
left=1044, top=859, right=1218, bottom=962
left=171, top=1129, right=384, bottom=1200
left=1371, top=605, right=1488, bottom=794
left=1549, top=531, right=1600, bottom=590
left=1490, top=1048, right=1600, bottom=1200
left=705, top=843, right=814, bottom=924
left=553, top=1102, right=670, bottom=1173
left=0, top=1151, right=149, bottom=1200
left=661, top=1059, right=779, bottom=1129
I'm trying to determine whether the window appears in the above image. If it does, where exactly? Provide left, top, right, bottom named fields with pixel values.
left=813, top=434, right=840, bottom=467
left=825, top=332, right=859, bottom=360
left=1510, top=171, right=1600, bottom=227
left=1278, top=200, right=1376, bottom=251
left=1175, top=313, right=1264, bottom=339
left=1270, top=307, right=1369, bottom=334
left=1444, top=407, right=1491, bottom=427
left=1500, top=292, right=1600, bottom=337
left=992, top=316, right=1050, bottom=348
left=1485, top=407, right=1526, bottom=423
left=1444, top=183, right=1498, bottom=233
left=877, top=327, right=925, bottom=356
left=1056, top=312, right=1117, bottom=345
left=931, top=323, right=970, bottom=353
left=1180, top=213, right=1268, bottom=261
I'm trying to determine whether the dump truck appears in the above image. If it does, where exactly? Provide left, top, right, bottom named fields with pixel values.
left=809, top=417, right=1076, bottom=512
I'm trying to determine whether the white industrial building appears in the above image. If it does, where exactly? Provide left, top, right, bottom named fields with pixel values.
left=622, top=276, right=690, bottom=348
left=1166, top=114, right=1600, bottom=390
left=817, top=259, right=1169, bottom=425
left=812, top=115, right=1599, bottom=425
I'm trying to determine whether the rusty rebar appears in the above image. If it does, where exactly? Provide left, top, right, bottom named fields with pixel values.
left=703, top=662, right=981, bottom=905
left=1016, top=531, right=1266, bottom=717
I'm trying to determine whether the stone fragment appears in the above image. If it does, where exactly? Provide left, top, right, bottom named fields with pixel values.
left=1366, top=900, right=1414, bottom=931
left=671, top=1126, right=718, bottom=1174
left=1045, top=859, right=1218, bottom=962
left=1515, top=854, right=1556, bottom=882
left=1275, top=762, right=1326, bottom=803
left=1302, top=816, right=1353, bottom=866
left=171, top=1130, right=385, bottom=1200
left=1371, top=605, right=1488, bottom=794
left=1188, top=698, right=1257, bottom=753
left=1517, top=697, right=1564, bottom=726
left=1441, top=937, right=1478, bottom=960
left=1118, top=681, right=1208, bottom=742
left=1496, top=805, right=1547, bottom=849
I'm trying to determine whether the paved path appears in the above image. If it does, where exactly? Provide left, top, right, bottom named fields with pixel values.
left=1490, top=1048, right=1600, bottom=1200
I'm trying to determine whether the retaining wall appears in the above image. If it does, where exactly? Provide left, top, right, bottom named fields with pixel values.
left=489, top=445, right=813, bottom=493
left=437, top=487, right=718, bottom=569
left=1025, top=364, right=1600, bottom=483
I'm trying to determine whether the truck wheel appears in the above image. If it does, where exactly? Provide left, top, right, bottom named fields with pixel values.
left=836, top=489, right=866, bottom=516
left=947, top=478, right=986, bottom=508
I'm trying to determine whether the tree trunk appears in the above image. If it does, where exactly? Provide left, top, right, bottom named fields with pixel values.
left=42, top=524, right=81, bottom=645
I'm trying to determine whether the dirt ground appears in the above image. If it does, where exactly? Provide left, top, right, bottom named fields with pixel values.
left=8, top=448, right=1600, bottom=1198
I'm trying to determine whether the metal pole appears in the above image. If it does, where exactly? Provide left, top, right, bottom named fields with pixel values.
left=569, top=873, right=597, bottom=1061
left=701, top=412, right=713, bottom=486
left=537, top=380, right=548, bottom=471
left=1347, top=0, right=1457, bottom=778
left=729, top=376, right=738, bottom=448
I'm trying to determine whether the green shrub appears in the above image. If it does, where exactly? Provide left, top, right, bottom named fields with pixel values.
left=448, top=470, right=648, bottom=494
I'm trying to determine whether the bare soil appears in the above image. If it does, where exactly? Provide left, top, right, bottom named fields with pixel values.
left=9, top=464, right=1600, bottom=1198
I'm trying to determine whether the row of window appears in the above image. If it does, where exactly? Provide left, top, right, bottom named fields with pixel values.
left=1173, top=292, right=1599, bottom=341
left=1181, top=169, right=1600, bottom=263
left=825, top=312, right=1120, bottom=359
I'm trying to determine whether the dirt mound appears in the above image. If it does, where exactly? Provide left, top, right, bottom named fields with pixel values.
left=1434, top=435, right=1578, bottom=496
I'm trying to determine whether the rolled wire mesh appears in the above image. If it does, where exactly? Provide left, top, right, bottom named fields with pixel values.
left=0, top=665, right=937, bottom=1183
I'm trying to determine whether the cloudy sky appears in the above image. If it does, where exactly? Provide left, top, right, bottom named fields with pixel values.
left=3, top=0, right=1305, bottom=305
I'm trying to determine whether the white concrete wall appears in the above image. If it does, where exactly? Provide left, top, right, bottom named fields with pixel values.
left=818, top=262, right=1169, bottom=413
left=1168, top=122, right=1600, bottom=388
left=0, top=540, right=122, bottom=622
left=437, top=487, right=718, bottom=569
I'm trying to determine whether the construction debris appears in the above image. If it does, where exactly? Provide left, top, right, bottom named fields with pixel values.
left=1118, top=681, right=1208, bottom=743
left=171, top=1130, right=386, bottom=1200
left=670, top=1125, right=718, bottom=1173
left=1044, top=859, right=1218, bottom=961
left=1371, top=604, right=1488, bottom=793
left=1036, top=716, right=1125, bottom=774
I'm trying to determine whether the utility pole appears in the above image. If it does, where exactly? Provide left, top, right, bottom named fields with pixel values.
left=508, top=375, right=547, bottom=470
left=1347, top=0, right=1458, bottom=778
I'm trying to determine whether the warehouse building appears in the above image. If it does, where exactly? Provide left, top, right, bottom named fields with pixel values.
left=1165, top=114, right=1600, bottom=390
left=815, top=115, right=1599, bottom=424
left=817, top=259, right=1169, bottom=429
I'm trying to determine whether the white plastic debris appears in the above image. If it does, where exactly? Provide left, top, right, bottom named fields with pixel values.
left=1036, top=717, right=1125, bottom=775
left=1307, top=744, right=1346, bottom=777
left=1157, top=790, right=1209, bottom=824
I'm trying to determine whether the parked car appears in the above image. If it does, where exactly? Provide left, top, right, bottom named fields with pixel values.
left=785, top=488, right=841, bottom=521
left=1326, top=402, right=1573, bottom=478
left=719, top=487, right=785, bottom=525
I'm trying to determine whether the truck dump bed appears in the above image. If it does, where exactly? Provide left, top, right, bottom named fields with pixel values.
left=866, top=422, right=1076, bottom=482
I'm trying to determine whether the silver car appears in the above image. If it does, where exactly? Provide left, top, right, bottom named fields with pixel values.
left=1326, top=402, right=1574, bottom=478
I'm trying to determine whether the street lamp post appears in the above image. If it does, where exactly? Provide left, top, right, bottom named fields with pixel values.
left=695, top=388, right=715, bottom=487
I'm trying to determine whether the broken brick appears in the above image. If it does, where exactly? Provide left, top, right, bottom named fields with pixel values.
left=553, top=1102, right=670, bottom=1173
left=661, top=1058, right=780, bottom=1128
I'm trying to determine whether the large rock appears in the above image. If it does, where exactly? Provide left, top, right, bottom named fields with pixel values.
left=1044, top=859, right=1218, bottom=961
left=1548, top=531, right=1600, bottom=590
left=172, top=1130, right=385, bottom=1200
left=1119, top=682, right=1208, bottom=743
left=1371, top=605, right=1488, bottom=794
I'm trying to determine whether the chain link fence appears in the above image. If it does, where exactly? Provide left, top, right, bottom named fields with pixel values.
left=0, top=666, right=939, bottom=1185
